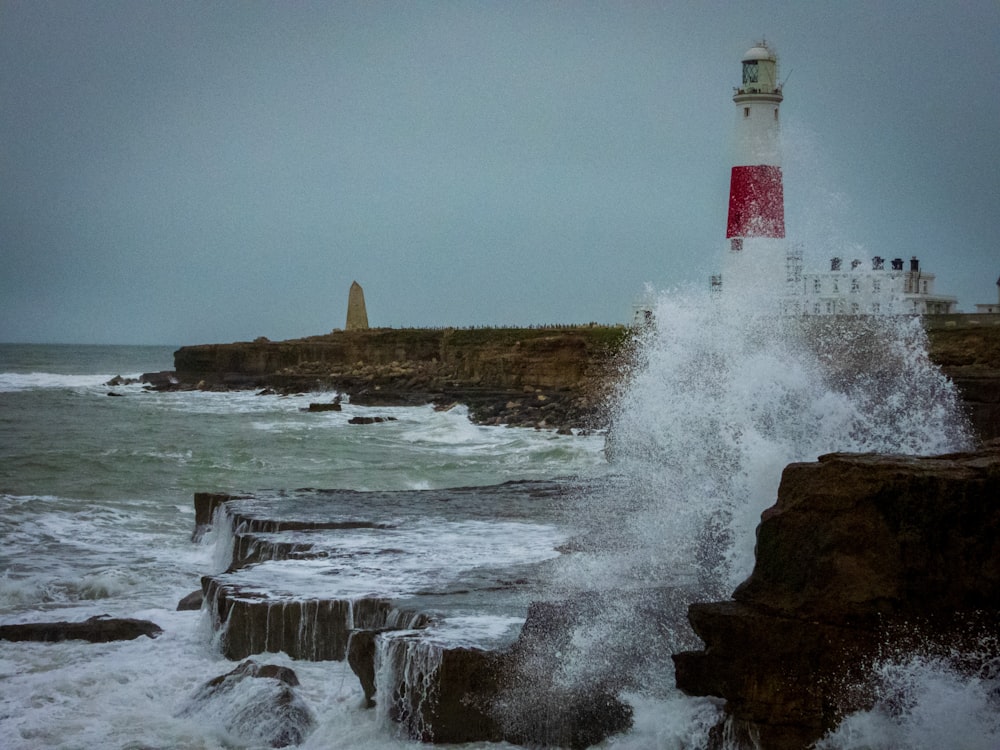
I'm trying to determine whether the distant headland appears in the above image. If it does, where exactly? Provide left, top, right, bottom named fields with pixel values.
left=168, top=324, right=631, bottom=432
left=149, top=314, right=1000, bottom=441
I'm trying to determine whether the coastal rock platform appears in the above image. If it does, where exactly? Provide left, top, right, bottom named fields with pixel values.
left=193, top=480, right=636, bottom=746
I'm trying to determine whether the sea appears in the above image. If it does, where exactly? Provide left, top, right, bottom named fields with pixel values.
left=2, top=283, right=999, bottom=749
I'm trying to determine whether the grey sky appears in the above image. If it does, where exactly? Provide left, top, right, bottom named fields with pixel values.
left=2, top=1, right=997, bottom=345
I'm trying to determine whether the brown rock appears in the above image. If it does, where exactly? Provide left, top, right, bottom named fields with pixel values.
left=0, top=615, right=162, bottom=642
left=176, top=589, right=203, bottom=611
left=179, top=659, right=314, bottom=748
left=673, top=446, right=1000, bottom=749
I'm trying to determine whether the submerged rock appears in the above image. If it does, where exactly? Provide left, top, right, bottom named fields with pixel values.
left=673, top=446, right=1000, bottom=750
left=105, top=374, right=138, bottom=386
left=347, top=415, right=397, bottom=425
left=0, top=614, right=162, bottom=643
left=305, top=401, right=341, bottom=412
left=178, top=659, right=315, bottom=748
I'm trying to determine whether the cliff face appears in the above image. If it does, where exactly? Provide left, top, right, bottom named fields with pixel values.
left=172, top=326, right=630, bottom=430
left=170, top=316, right=1000, bottom=437
left=175, top=327, right=625, bottom=390
left=925, top=316, right=1000, bottom=441
left=673, top=446, right=1000, bottom=749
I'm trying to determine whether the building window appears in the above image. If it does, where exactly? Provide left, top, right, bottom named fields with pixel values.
left=873, top=279, right=881, bottom=293
left=813, top=302, right=821, bottom=315
left=743, top=62, right=759, bottom=84
left=774, top=108, right=778, bottom=121
left=851, top=302, right=859, bottom=314
left=826, top=301, right=833, bottom=314
left=832, top=280, right=839, bottom=293
left=922, top=280, right=928, bottom=293
left=743, top=107, right=750, bottom=118
left=850, top=279, right=860, bottom=293
left=872, top=302, right=881, bottom=314
left=731, top=238, right=743, bottom=252
left=813, top=279, right=821, bottom=293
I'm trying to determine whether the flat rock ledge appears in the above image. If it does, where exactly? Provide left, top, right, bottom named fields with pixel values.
left=194, top=490, right=638, bottom=747
left=673, top=444, right=1000, bottom=750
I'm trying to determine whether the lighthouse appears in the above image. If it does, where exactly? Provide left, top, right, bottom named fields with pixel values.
left=727, top=42, right=785, bottom=251
left=714, top=41, right=790, bottom=307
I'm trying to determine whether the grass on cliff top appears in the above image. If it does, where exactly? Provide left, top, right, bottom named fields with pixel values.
left=442, top=325, right=629, bottom=350
left=295, top=325, right=630, bottom=351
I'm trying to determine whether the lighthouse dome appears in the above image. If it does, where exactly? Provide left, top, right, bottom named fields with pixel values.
left=742, top=45, right=775, bottom=62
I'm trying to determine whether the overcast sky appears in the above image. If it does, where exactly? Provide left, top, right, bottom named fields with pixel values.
left=2, top=1, right=997, bottom=345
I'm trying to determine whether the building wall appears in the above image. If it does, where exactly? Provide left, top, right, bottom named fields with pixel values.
left=783, top=257, right=956, bottom=316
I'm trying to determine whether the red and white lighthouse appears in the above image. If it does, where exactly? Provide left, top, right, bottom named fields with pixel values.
left=727, top=42, right=785, bottom=251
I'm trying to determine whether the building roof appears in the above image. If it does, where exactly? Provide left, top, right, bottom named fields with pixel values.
left=742, top=45, right=775, bottom=62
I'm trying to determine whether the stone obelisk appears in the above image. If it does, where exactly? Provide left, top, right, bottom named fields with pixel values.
left=345, top=281, right=369, bottom=330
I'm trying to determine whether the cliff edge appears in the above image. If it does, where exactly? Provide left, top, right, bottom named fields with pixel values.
left=172, top=326, right=631, bottom=430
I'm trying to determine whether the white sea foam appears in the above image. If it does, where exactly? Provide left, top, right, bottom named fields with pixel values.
left=218, top=519, right=565, bottom=601
left=817, top=655, right=1000, bottom=749
left=599, top=283, right=970, bottom=594
left=0, top=371, right=119, bottom=392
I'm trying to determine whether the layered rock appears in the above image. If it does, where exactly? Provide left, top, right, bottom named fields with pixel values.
left=925, top=315, right=1000, bottom=440
left=354, top=600, right=637, bottom=748
left=673, top=445, right=1000, bottom=749
left=193, top=485, right=637, bottom=747
left=202, top=580, right=429, bottom=661
left=170, top=326, right=630, bottom=429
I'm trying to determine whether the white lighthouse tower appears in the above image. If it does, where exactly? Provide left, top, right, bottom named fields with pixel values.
left=718, top=41, right=788, bottom=305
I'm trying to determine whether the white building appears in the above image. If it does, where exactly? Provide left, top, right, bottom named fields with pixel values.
left=783, top=253, right=958, bottom=316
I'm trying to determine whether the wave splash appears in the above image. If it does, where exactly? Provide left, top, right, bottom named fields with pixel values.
left=604, top=283, right=970, bottom=594
left=542, top=276, right=975, bottom=744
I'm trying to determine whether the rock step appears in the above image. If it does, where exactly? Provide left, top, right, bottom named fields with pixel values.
left=201, top=579, right=429, bottom=661
left=230, top=532, right=317, bottom=571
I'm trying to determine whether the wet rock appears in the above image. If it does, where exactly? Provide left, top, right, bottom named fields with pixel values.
left=178, top=659, right=315, bottom=748
left=376, top=639, right=506, bottom=743
left=202, top=581, right=428, bottom=661
left=105, top=374, right=138, bottom=386
left=192, top=492, right=249, bottom=541
left=229, top=533, right=316, bottom=571
left=347, top=415, right=397, bottom=425
left=305, top=401, right=341, bottom=412
left=352, top=593, right=662, bottom=747
left=346, top=630, right=378, bottom=708
left=140, top=370, right=179, bottom=391
left=0, top=614, right=162, bottom=642
left=176, top=589, right=203, bottom=611
left=673, top=446, right=1000, bottom=750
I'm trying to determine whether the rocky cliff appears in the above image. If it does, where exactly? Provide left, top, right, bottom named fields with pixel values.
left=924, top=315, right=1000, bottom=441
left=673, top=445, right=1000, bottom=749
left=172, top=326, right=631, bottom=430
left=167, top=316, right=1000, bottom=437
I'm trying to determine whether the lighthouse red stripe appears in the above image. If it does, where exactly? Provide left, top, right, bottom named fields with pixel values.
left=726, top=164, right=785, bottom=238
